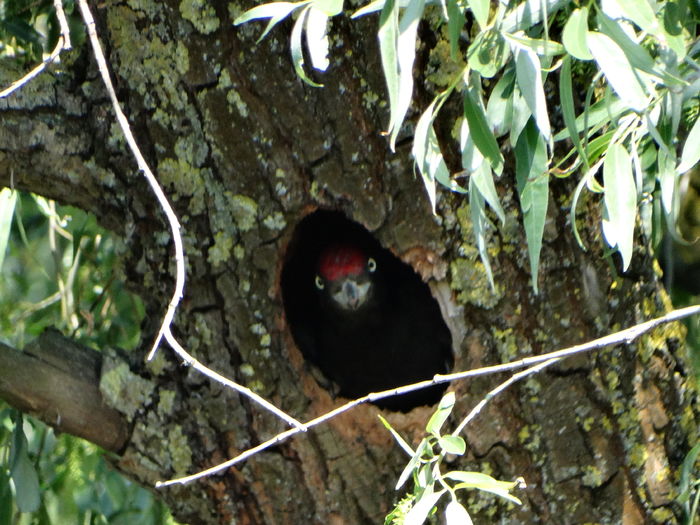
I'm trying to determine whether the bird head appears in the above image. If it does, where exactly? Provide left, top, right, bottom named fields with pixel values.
left=315, top=243, right=377, bottom=311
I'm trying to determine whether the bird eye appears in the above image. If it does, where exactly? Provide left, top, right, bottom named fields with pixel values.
left=367, top=258, right=377, bottom=273
left=315, top=275, right=325, bottom=290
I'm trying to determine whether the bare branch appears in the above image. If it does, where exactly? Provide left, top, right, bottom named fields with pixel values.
left=0, top=330, right=128, bottom=452
left=157, top=303, right=700, bottom=487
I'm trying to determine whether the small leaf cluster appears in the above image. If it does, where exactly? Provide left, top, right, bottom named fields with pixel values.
left=235, top=0, right=700, bottom=293
left=381, top=393, right=524, bottom=525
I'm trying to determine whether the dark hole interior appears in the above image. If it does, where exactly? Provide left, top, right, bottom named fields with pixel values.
left=281, top=210, right=453, bottom=412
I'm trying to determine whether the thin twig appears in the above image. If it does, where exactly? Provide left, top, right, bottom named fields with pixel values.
left=76, top=0, right=302, bottom=428
left=163, top=330, right=306, bottom=429
left=157, top=303, right=700, bottom=487
left=0, top=0, right=71, bottom=99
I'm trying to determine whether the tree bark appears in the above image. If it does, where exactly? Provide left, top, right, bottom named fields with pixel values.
left=0, top=0, right=698, bottom=524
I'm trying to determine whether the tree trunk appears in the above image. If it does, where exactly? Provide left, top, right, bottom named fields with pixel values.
left=0, top=1, right=697, bottom=523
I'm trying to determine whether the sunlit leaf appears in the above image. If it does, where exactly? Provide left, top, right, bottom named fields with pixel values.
left=378, top=415, right=415, bottom=456
left=553, top=98, right=627, bottom=142
left=515, top=120, right=548, bottom=293
left=306, top=7, right=330, bottom=71
left=413, top=100, right=439, bottom=211
left=466, top=0, right=488, bottom=28
left=505, top=32, right=564, bottom=57
left=602, top=143, right=637, bottom=270
left=234, top=1, right=306, bottom=42
left=606, top=0, right=660, bottom=36
left=514, top=47, right=550, bottom=138
left=290, top=6, right=323, bottom=86
left=678, top=115, right=700, bottom=174
left=378, top=0, right=399, bottom=146
left=445, top=471, right=523, bottom=505
left=657, top=148, right=677, bottom=220
left=587, top=31, right=648, bottom=112
left=0, top=188, right=17, bottom=272
left=445, top=500, right=473, bottom=525
left=388, top=0, right=426, bottom=148
left=404, top=486, right=444, bottom=525
left=596, top=12, right=680, bottom=86
left=468, top=29, right=509, bottom=79
left=469, top=175, right=496, bottom=289
left=486, top=69, right=515, bottom=138
left=312, top=0, right=344, bottom=16
left=438, top=435, right=466, bottom=455
left=562, top=7, right=592, bottom=60
left=426, top=392, right=455, bottom=436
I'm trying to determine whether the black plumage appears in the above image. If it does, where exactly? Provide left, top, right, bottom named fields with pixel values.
left=282, top=211, right=453, bottom=411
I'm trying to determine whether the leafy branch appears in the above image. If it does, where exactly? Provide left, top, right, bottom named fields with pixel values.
left=235, top=0, right=700, bottom=293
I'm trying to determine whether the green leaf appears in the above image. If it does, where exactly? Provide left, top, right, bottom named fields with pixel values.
left=290, top=6, right=323, bottom=87
left=467, top=29, right=509, bottom=79
left=468, top=175, right=496, bottom=289
left=515, top=120, right=549, bottom=293
left=413, top=100, right=439, bottom=211
left=602, top=143, right=637, bottom=270
left=505, top=32, right=564, bottom=57
left=446, top=0, right=465, bottom=59
left=312, top=0, right=343, bottom=16
left=389, top=0, right=426, bottom=149
left=562, top=7, right=592, bottom=60
left=378, top=0, right=400, bottom=145
left=559, top=56, right=587, bottom=170
left=514, top=47, right=550, bottom=138
left=414, top=99, right=466, bottom=211
left=404, top=486, right=444, bottom=525
left=678, top=115, right=700, bottom=174
left=463, top=90, right=504, bottom=175
left=678, top=442, right=700, bottom=514
left=0, top=188, right=17, bottom=272
left=587, top=31, right=648, bottom=112
left=596, top=12, right=680, bottom=86
left=509, top=84, right=531, bottom=148
left=426, top=392, right=455, bottom=436
left=466, top=0, right=488, bottom=28
left=472, top=165, right=505, bottom=224
left=378, top=414, right=415, bottom=456
left=305, top=7, right=330, bottom=71
left=395, top=439, right=430, bottom=490
left=1, top=17, right=42, bottom=45
left=485, top=69, right=515, bottom=138
left=445, top=471, right=523, bottom=505
left=444, top=500, right=473, bottom=525
left=438, top=435, right=466, bottom=455
left=657, top=147, right=678, bottom=219
left=0, top=469, right=12, bottom=525
left=233, top=1, right=305, bottom=41
left=9, top=415, right=40, bottom=513
left=606, top=0, right=660, bottom=36
left=553, top=98, right=627, bottom=142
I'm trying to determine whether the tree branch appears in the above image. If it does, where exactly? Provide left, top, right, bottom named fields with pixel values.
left=0, top=329, right=128, bottom=452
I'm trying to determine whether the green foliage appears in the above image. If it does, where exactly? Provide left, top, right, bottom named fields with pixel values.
left=0, top=0, right=84, bottom=62
left=0, top=192, right=143, bottom=349
left=677, top=442, right=700, bottom=525
left=235, top=0, right=700, bottom=293
left=0, top=408, right=176, bottom=525
left=380, top=393, right=524, bottom=524
left=0, top=191, right=175, bottom=525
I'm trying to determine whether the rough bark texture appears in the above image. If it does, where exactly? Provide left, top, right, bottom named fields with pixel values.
left=0, top=0, right=698, bottom=523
